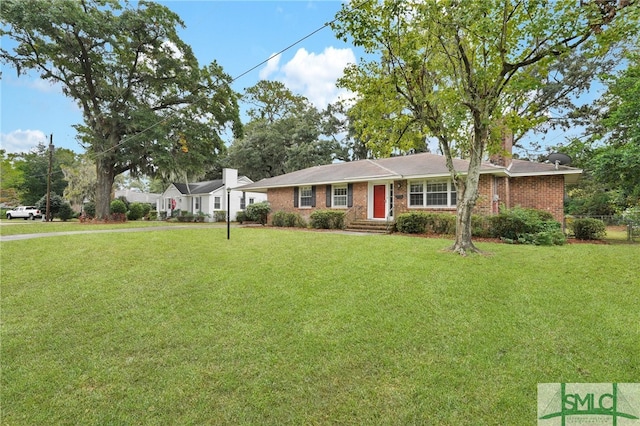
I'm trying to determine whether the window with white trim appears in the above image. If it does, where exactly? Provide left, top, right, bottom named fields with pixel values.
left=214, top=196, right=221, bottom=210
left=409, top=182, right=424, bottom=206
left=300, top=186, right=313, bottom=207
left=409, top=180, right=457, bottom=207
left=332, top=184, right=348, bottom=208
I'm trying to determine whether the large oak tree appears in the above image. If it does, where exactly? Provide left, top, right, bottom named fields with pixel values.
left=332, top=0, right=637, bottom=254
left=228, top=81, right=339, bottom=180
left=1, top=0, right=241, bottom=219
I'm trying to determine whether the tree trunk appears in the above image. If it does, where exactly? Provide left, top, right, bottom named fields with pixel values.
left=450, top=194, right=480, bottom=255
left=95, top=157, right=115, bottom=220
left=448, top=134, right=485, bottom=255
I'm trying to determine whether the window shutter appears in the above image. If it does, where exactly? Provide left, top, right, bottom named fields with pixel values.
left=326, top=185, right=332, bottom=207
left=293, top=187, right=299, bottom=208
left=311, top=186, right=316, bottom=207
left=347, top=183, right=353, bottom=207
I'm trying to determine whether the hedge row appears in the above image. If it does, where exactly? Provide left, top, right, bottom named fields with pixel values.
left=395, top=207, right=567, bottom=245
left=271, top=211, right=307, bottom=228
left=264, top=207, right=609, bottom=243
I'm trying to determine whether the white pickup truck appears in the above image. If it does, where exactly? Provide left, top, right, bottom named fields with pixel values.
left=5, top=206, right=42, bottom=220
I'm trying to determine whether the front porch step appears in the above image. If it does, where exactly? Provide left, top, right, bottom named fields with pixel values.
left=345, top=220, right=395, bottom=234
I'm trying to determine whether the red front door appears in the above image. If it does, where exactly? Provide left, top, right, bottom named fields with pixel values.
left=373, top=185, right=386, bottom=218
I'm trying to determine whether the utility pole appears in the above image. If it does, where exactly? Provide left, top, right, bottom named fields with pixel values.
left=46, top=134, right=53, bottom=222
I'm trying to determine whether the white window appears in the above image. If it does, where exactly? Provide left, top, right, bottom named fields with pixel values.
left=333, top=184, right=348, bottom=208
left=409, top=180, right=456, bottom=208
left=300, top=186, right=313, bottom=207
left=426, top=182, right=448, bottom=206
left=409, top=182, right=424, bottom=207
left=214, top=196, right=221, bottom=210
left=249, top=198, right=255, bottom=205
left=195, top=197, right=201, bottom=211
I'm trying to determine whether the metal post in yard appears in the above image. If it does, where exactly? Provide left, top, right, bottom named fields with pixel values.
left=46, top=134, right=54, bottom=222
left=227, top=187, right=231, bottom=240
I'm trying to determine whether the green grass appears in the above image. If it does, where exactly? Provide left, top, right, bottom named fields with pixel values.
left=2, top=228, right=638, bottom=425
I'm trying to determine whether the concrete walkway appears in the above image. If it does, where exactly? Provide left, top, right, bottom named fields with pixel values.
left=0, top=224, right=377, bottom=242
left=0, top=224, right=226, bottom=242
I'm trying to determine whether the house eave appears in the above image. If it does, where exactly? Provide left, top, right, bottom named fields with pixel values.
left=507, top=169, right=583, bottom=185
left=506, top=169, right=583, bottom=177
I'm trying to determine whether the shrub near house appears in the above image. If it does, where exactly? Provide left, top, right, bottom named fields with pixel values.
left=570, top=218, right=606, bottom=240
left=110, top=199, right=127, bottom=222
left=245, top=202, right=271, bottom=225
left=271, top=211, right=307, bottom=228
left=395, top=207, right=566, bottom=245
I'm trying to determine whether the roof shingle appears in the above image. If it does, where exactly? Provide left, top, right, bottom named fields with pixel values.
left=238, top=152, right=582, bottom=191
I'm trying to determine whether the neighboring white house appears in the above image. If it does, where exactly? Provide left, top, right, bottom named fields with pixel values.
left=157, top=168, right=267, bottom=221
left=115, top=189, right=161, bottom=205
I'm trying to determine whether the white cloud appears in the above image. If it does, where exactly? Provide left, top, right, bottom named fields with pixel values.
left=0, top=129, right=48, bottom=154
left=259, top=54, right=281, bottom=80
left=260, top=46, right=357, bottom=109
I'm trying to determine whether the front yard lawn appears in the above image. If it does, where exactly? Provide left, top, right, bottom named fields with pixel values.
left=1, top=228, right=638, bottom=425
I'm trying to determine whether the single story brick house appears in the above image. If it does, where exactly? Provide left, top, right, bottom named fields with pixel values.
left=237, top=152, right=582, bottom=225
left=158, top=168, right=267, bottom=221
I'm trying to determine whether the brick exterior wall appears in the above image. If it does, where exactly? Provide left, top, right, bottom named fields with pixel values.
left=266, top=174, right=566, bottom=223
left=267, top=182, right=369, bottom=223
left=507, top=175, right=565, bottom=222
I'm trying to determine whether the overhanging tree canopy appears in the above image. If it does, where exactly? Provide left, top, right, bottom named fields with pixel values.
left=228, top=81, right=339, bottom=180
left=1, top=0, right=242, bottom=219
left=332, top=0, right=638, bottom=254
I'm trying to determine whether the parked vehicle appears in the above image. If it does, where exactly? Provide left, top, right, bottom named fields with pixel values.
left=5, top=206, right=42, bottom=220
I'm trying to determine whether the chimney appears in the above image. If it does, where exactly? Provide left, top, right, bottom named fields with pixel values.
left=490, top=128, right=513, bottom=167
left=222, top=168, right=238, bottom=189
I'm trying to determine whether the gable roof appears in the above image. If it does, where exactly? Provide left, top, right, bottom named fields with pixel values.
left=169, top=174, right=258, bottom=195
left=172, top=179, right=224, bottom=195
left=238, top=152, right=582, bottom=191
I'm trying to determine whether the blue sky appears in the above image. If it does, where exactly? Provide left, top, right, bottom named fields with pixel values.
left=1, top=1, right=360, bottom=154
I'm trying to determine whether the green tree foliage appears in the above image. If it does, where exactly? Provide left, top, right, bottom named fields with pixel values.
left=61, top=154, right=97, bottom=208
left=1, top=0, right=242, bottom=220
left=36, top=193, right=68, bottom=220
left=12, top=143, right=76, bottom=205
left=591, top=49, right=640, bottom=205
left=228, top=81, right=338, bottom=180
left=332, top=0, right=637, bottom=254
left=0, top=150, right=23, bottom=206
left=243, top=80, right=308, bottom=123
left=324, top=101, right=375, bottom=162
left=551, top=45, right=640, bottom=213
